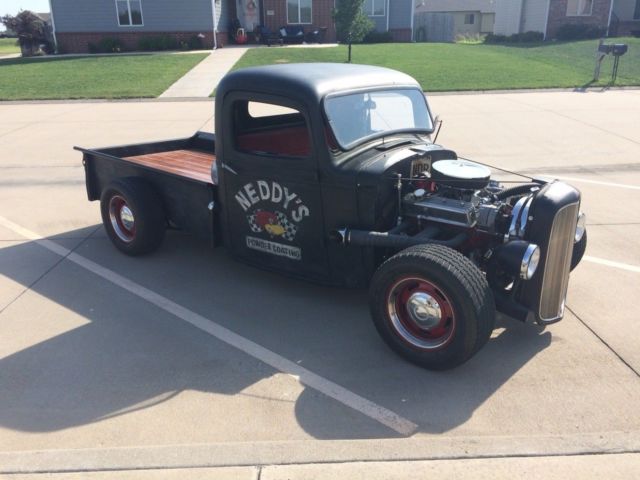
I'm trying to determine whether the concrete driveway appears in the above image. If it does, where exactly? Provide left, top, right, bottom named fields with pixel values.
left=1, top=91, right=639, bottom=478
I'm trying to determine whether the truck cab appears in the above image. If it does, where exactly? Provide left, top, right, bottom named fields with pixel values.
left=215, top=64, right=437, bottom=287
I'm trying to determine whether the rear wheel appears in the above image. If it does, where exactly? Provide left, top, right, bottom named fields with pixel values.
left=369, top=244, right=495, bottom=370
left=100, top=178, right=165, bottom=256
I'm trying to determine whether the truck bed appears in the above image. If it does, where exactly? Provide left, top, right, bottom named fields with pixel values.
left=123, top=149, right=215, bottom=184
left=77, top=131, right=218, bottom=242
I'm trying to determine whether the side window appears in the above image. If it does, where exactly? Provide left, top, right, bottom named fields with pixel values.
left=116, top=0, right=144, bottom=26
left=233, top=100, right=311, bottom=158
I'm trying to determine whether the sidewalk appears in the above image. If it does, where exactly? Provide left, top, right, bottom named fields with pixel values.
left=4, top=454, right=640, bottom=479
left=159, top=46, right=249, bottom=98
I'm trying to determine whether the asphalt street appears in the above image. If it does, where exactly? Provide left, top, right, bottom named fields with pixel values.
left=0, top=90, right=639, bottom=478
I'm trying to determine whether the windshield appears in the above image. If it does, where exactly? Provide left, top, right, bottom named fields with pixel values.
left=324, top=89, right=433, bottom=150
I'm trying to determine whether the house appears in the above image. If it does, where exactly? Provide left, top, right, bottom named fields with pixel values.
left=414, top=0, right=496, bottom=39
left=49, top=0, right=420, bottom=53
left=494, top=0, right=615, bottom=39
left=50, top=0, right=229, bottom=53
left=258, top=0, right=414, bottom=42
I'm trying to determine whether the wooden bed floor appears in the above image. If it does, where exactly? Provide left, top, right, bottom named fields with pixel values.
left=123, top=149, right=216, bottom=184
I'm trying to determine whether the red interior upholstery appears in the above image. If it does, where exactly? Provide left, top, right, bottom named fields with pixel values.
left=237, top=126, right=310, bottom=157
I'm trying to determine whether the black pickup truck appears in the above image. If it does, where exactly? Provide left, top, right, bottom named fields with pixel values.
left=77, top=63, right=587, bottom=370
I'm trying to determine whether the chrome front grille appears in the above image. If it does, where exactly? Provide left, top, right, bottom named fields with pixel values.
left=539, top=202, right=579, bottom=321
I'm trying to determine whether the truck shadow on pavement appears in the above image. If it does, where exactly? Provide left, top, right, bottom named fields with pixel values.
left=0, top=228, right=552, bottom=440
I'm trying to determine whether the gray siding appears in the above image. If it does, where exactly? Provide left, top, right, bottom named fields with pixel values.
left=522, top=0, right=548, bottom=33
left=614, top=0, right=639, bottom=20
left=389, top=0, right=413, bottom=29
left=494, top=0, right=523, bottom=34
left=369, top=15, right=388, bottom=31
left=367, top=0, right=413, bottom=32
left=367, top=0, right=388, bottom=32
left=51, top=0, right=216, bottom=32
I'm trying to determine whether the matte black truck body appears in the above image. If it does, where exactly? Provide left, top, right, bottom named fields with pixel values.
left=78, top=63, right=587, bottom=369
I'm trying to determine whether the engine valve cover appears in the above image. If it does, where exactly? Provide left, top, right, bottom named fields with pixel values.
left=404, top=195, right=477, bottom=228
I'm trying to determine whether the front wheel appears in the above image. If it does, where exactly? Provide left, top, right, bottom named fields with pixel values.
left=369, top=244, right=495, bottom=370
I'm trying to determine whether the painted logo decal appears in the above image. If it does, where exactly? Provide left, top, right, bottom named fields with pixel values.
left=235, top=180, right=310, bottom=259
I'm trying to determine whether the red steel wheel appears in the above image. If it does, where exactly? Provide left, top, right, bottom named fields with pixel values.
left=100, top=178, right=165, bottom=256
left=108, top=195, right=136, bottom=243
left=369, top=244, right=495, bottom=370
left=386, top=276, right=456, bottom=351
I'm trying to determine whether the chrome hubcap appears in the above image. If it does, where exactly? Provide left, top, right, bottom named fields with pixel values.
left=109, top=196, right=135, bottom=243
left=120, top=205, right=135, bottom=231
left=407, top=292, right=442, bottom=329
left=386, top=277, right=456, bottom=351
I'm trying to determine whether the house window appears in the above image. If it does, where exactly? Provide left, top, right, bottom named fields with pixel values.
left=116, top=0, right=143, bottom=26
left=566, top=0, right=593, bottom=16
left=464, top=13, right=475, bottom=25
left=287, top=0, right=312, bottom=24
left=634, top=0, right=640, bottom=20
left=364, top=0, right=386, bottom=16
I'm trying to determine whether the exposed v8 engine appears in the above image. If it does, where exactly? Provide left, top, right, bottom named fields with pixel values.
left=340, top=151, right=585, bottom=327
left=401, top=159, right=529, bottom=236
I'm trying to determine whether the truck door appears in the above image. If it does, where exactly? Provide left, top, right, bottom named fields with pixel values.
left=219, top=94, right=329, bottom=281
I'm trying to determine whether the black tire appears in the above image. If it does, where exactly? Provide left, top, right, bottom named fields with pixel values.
left=369, top=244, right=495, bottom=370
left=570, top=230, right=587, bottom=271
left=100, top=177, right=165, bottom=256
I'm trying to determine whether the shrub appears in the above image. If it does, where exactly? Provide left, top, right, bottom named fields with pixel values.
left=138, top=35, right=179, bottom=51
left=484, top=33, right=507, bottom=44
left=455, top=33, right=485, bottom=44
left=516, top=30, right=544, bottom=43
left=485, top=31, right=543, bottom=44
left=362, top=29, right=393, bottom=44
left=555, top=24, right=604, bottom=41
left=88, top=37, right=123, bottom=53
left=187, top=34, right=203, bottom=50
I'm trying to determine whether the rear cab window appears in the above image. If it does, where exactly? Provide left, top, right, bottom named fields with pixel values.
left=233, top=100, right=311, bottom=158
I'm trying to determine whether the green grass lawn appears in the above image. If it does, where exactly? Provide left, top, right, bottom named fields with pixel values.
left=0, top=38, right=20, bottom=54
left=0, top=53, right=208, bottom=100
left=231, top=38, right=640, bottom=91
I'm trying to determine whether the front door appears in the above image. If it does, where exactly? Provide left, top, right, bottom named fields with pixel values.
left=220, top=94, right=329, bottom=281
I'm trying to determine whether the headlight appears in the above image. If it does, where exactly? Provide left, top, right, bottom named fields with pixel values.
left=493, top=240, right=540, bottom=281
left=520, top=243, right=540, bottom=280
left=575, top=212, right=586, bottom=243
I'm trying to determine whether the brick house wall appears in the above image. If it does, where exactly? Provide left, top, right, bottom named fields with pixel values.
left=389, top=28, right=412, bottom=41
left=56, top=31, right=227, bottom=54
left=261, top=0, right=336, bottom=42
left=546, top=0, right=612, bottom=38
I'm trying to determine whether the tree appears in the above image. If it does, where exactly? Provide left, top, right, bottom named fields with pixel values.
left=0, top=10, right=49, bottom=57
left=333, top=0, right=374, bottom=63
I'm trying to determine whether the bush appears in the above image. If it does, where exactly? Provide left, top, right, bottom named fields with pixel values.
left=88, top=37, right=124, bottom=53
left=455, top=33, right=485, bottom=44
left=555, top=24, right=604, bottom=41
left=516, top=30, right=544, bottom=43
left=137, top=35, right=179, bottom=51
left=484, top=33, right=507, bottom=44
left=186, top=34, right=203, bottom=50
left=362, top=29, right=393, bottom=44
left=485, top=31, right=543, bottom=44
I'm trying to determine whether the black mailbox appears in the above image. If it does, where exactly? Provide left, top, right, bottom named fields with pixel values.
left=612, top=44, right=628, bottom=56
left=594, top=42, right=629, bottom=83
left=598, top=43, right=613, bottom=54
